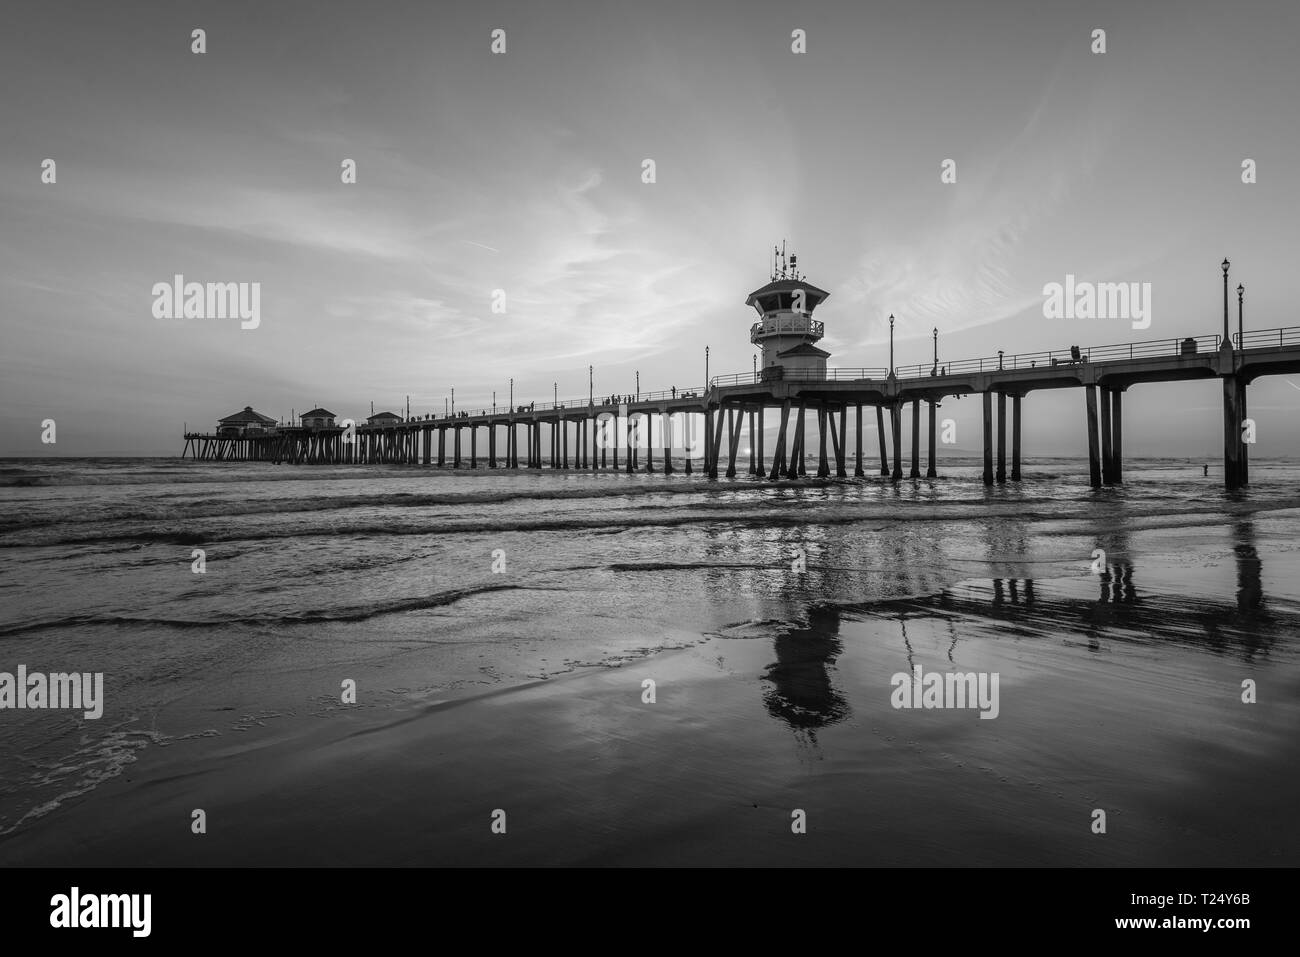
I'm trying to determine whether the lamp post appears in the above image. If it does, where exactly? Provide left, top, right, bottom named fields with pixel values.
left=493, top=391, right=496, bottom=414
left=705, top=346, right=710, bottom=386
left=589, top=365, right=593, bottom=404
left=553, top=382, right=557, bottom=406
left=888, top=314, right=895, bottom=374
left=636, top=370, right=640, bottom=400
left=932, top=327, right=938, bottom=376
left=1237, top=283, right=1244, bottom=352
left=1221, top=258, right=1230, bottom=347
left=753, top=354, right=757, bottom=382
left=998, top=349, right=1004, bottom=370
left=509, top=378, right=513, bottom=410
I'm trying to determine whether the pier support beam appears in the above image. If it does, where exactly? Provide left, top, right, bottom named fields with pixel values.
left=836, top=405, right=847, bottom=478
left=1222, top=377, right=1242, bottom=491
left=1011, top=395, right=1022, bottom=481
left=727, top=407, right=743, bottom=478
left=790, top=403, right=800, bottom=478
left=890, top=404, right=902, bottom=481
left=471, top=426, right=477, bottom=469
left=438, top=428, right=445, bottom=467
left=926, top=400, right=937, bottom=478
left=910, top=398, right=921, bottom=479
left=663, top=413, right=673, bottom=474
left=646, top=414, right=655, bottom=473
left=757, top=407, right=765, bottom=477
left=725, top=408, right=736, bottom=477
left=1112, top=390, right=1123, bottom=484
left=876, top=406, right=889, bottom=476
left=854, top=404, right=865, bottom=477
left=1238, top=383, right=1248, bottom=486
left=996, top=392, right=1007, bottom=484
left=770, top=401, right=790, bottom=479
left=714, top=406, right=728, bottom=478
left=704, top=409, right=715, bottom=478
left=748, top=410, right=756, bottom=475
left=1100, top=388, right=1114, bottom=485
left=817, top=406, right=830, bottom=478
left=786, top=405, right=803, bottom=482
left=683, top=413, right=692, bottom=475
left=982, top=392, right=994, bottom=486
left=1085, top=385, right=1102, bottom=488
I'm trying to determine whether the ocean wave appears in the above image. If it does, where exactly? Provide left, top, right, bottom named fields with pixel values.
left=6, top=495, right=1300, bottom=551
left=0, top=582, right=531, bottom=638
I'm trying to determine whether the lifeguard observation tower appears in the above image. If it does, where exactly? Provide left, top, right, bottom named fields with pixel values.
left=747, top=243, right=831, bottom=381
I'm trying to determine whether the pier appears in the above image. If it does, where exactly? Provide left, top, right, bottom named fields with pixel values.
left=181, top=257, right=1300, bottom=490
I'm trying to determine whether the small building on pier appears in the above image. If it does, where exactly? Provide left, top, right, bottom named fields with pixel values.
left=748, top=247, right=831, bottom=380
left=217, top=406, right=278, bottom=437
left=300, top=407, right=337, bottom=430
left=366, top=411, right=403, bottom=426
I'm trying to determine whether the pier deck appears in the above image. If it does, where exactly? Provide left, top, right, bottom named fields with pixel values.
left=182, top=327, right=1300, bottom=490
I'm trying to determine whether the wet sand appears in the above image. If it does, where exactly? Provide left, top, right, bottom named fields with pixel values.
left=4, top=562, right=1296, bottom=867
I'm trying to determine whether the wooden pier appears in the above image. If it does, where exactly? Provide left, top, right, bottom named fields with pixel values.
left=182, top=259, right=1300, bottom=491
left=182, top=325, right=1300, bottom=490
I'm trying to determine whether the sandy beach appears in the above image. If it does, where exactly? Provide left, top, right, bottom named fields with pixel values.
left=3, top=482, right=1296, bottom=867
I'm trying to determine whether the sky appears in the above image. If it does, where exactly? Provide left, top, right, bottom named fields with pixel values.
left=2, top=0, right=1298, bottom=456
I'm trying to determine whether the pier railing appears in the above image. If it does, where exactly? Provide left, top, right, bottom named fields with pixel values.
left=750, top=316, right=825, bottom=343
left=893, top=333, right=1223, bottom=379
left=428, top=387, right=709, bottom=422
left=710, top=367, right=890, bottom=387
left=340, top=327, right=1300, bottom=429
left=1234, top=326, right=1300, bottom=350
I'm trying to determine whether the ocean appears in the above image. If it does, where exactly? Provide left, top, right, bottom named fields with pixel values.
left=1, top=456, right=1297, bottom=865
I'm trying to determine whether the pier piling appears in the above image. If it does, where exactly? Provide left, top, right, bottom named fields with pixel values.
left=982, top=392, right=994, bottom=486
left=1085, top=385, right=1102, bottom=488
left=926, top=399, right=937, bottom=478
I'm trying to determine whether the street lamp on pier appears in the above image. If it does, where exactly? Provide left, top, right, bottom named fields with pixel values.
left=888, top=314, right=895, bottom=375
left=932, top=327, right=938, bottom=376
left=1237, top=283, right=1245, bottom=352
left=1221, top=258, right=1231, bottom=347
